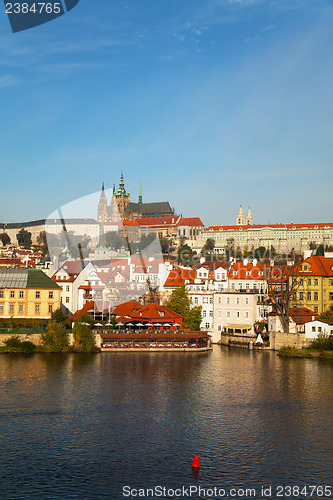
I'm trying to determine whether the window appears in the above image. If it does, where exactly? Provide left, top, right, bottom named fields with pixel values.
left=236, top=311, right=240, bottom=318
left=0, top=304, right=3, bottom=312
left=245, top=298, right=249, bottom=304
left=329, top=292, right=333, bottom=301
left=210, top=297, right=213, bottom=304
left=307, top=292, right=311, bottom=300
left=0, top=291, right=3, bottom=298
left=205, top=323, right=210, bottom=328
left=49, top=291, right=53, bottom=299
left=314, top=279, right=318, bottom=286
left=318, top=327, right=322, bottom=333
left=203, top=297, right=208, bottom=304
left=48, top=305, right=53, bottom=313
left=203, top=310, right=206, bottom=317
left=19, top=291, right=24, bottom=298
left=236, top=298, right=240, bottom=304
left=329, top=280, right=333, bottom=286
left=218, top=297, right=221, bottom=304
left=35, top=304, right=40, bottom=313
left=314, top=307, right=318, bottom=313
left=307, top=279, right=311, bottom=285
left=314, top=292, right=318, bottom=301
left=19, top=304, right=24, bottom=312
left=65, top=297, right=70, bottom=304
left=194, top=297, right=198, bottom=304
left=9, top=304, right=14, bottom=312
left=36, top=291, right=40, bottom=299
left=226, top=297, right=230, bottom=304
left=244, top=311, right=249, bottom=318
left=300, top=279, right=303, bottom=285
left=209, top=311, right=213, bottom=317
left=10, top=291, right=15, bottom=298
left=312, top=326, right=316, bottom=332
left=217, top=325, right=222, bottom=332
left=217, top=310, right=221, bottom=317
left=299, top=292, right=303, bottom=300
left=66, top=285, right=70, bottom=292
left=226, top=311, right=231, bottom=318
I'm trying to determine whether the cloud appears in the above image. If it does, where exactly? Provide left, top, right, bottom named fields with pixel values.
left=0, top=75, right=18, bottom=88
left=262, top=24, right=274, bottom=31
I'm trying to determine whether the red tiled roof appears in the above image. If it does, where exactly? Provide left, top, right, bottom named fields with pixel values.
left=176, top=217, right=204, bottom=227
left=136, top=216, right=180, bottom=227
left=164, top=268, right=196, bottom=287
left=300, top=255, right=333, bottom=277
left=207, top=223, right=333, bottom=231
left=70, top=300, right=95, bottom=320
left=113, top=301, right=141, bottom=317
left=228, top=262, right=268, bottom=280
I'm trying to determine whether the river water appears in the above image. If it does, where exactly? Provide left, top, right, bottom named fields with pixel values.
left=0, top=347, right=332, bottom=499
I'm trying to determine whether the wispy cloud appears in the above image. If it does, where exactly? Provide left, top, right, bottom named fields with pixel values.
left=0, top=75, right=19, bottom=88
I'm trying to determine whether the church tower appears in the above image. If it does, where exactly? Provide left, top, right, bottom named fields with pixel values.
left=138, top=182, right=143, bottom=206
left=115, top=170, right=130, bottom=219
left=236, top=205, right=245, bottom=225
left=97, top=182, right=108, bottom=223
left=246, top=207, right=253, bottom=225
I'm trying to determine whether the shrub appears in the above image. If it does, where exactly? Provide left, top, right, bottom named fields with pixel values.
left=72, top=321, right=95, bottom=351
left=19, top=341, right=36, bottom=352
left=42, top=320, right=69, bottom=352
left=3, top=336, right=36, bottom=352
left=4, top=336, right=22, bottom=348
left=310, top=332, right=333, bottom=351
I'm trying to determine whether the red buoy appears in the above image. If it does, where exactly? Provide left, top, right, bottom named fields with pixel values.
left=192, top=456, right=199, bottom=468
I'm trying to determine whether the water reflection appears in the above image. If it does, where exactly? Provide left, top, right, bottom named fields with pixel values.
left=0, top=347, right=332, bottom=499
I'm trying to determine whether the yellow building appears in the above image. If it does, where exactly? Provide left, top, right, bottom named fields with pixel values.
left=0, top=269, right=61, bottom=319
left=291, top=255, right=333, bottom=314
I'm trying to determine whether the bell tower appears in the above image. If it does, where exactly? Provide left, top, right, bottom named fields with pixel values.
left=236, top=205, right=245, bottom=225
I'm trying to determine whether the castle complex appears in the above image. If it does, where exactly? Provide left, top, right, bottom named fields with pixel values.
left=97, top=171, right=175, bottom=223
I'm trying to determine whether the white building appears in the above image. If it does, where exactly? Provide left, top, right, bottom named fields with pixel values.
left=212, top=292, right=260, bottom=343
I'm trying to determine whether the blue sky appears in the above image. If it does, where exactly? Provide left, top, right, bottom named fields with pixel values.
left=1, top=0, right=332, bottom=226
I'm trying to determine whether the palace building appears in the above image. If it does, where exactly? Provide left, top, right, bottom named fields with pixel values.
left=97, top=171, right=175, bottom=223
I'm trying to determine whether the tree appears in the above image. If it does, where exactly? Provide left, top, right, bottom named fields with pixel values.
left=201, top=238, right=215, bottom=254
left=42, top=320, right=68, bottom=352
left=315, top=244, right=325, bottom=256
left=266, top=254, right=302, bottom=333
left=51, top=308, right=67, bottom=323
left=73, top=321, right=95, bottom=351
left=319, top=310, right=333, bottom=322
left=0, top=233, right=11, bottom=246
left=178, top=244, right=194, bottom=265
left=225, top=238, right=235, bottom=259
left=166, top=284, right=202, bottom=330
left=16, top=228, right=32, bottom=249
left=37, top=231, right=47, bottom=246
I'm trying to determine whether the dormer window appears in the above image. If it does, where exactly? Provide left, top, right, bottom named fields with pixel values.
left=159, top=311, right=165, bottom=317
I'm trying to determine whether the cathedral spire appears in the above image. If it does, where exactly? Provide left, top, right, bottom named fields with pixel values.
left=138, top=182, right=143, bottom=205
left=117, top=169, right=127, bottom=196
left=97, top=182, right=108, bottom=223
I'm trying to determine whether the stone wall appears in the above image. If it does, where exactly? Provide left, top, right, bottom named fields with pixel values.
left=269, top=331, right=312, bottom=351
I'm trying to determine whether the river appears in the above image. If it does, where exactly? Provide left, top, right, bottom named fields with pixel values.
left=0, top=347, right=332, bottom=499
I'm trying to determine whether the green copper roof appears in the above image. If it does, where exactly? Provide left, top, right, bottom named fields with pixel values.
left=0, top=269, right=60, bottom=289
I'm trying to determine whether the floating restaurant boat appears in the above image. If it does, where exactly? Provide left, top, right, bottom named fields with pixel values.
left=97, top=330, right=211, bottom=352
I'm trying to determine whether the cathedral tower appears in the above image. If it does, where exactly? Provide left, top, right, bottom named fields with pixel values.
left=115, top=170, right=130, bottom=219
left=97, top=182, right=108, bottom=223
left=246, top=207, right=253, bottom=225
left=236, top=205, right=245, bottom=225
